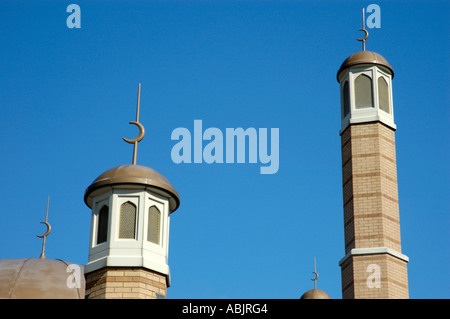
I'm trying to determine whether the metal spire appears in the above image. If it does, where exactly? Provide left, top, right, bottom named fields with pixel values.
left=356, top=8, right=369, bottom=51
left=36, top=196, right=51, bottom=259
left=310, top=257, right=319, bottom=290
left=123, top=83, right=146, bottom=165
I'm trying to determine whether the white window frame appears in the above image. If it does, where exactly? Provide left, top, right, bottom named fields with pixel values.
left=91, top=193, right=111, bottom=249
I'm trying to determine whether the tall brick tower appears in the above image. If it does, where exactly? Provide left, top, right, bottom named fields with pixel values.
left=83, top=85, right=181, bottom=299
left=336, top=34, right=409, bottom=298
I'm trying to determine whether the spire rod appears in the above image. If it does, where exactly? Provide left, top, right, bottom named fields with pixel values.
left=311, top=257, right=319, bottom=290
left=123, top=83, right=146, bottom=165
left=356, top=8, right=369, bottom=51
left=36, top=196, right=51, bottom=259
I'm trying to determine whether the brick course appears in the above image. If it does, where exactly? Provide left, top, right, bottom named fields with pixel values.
left=85, top=267, right=167, bottom=299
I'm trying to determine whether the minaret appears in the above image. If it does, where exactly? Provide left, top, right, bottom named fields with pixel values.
left=336, top=13, right=409, bottom=299
left=83, top=84, right=181, bottom=299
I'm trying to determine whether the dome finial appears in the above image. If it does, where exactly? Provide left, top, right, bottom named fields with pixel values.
left=310, top=257, right=319, bottom=290
left=123, top=83, right=145, bottom=165
left=356, top=8, right=369, bottom=51
left=300, top=257, right=331, bottom=299
left=36, top=196, right=51, bottom=259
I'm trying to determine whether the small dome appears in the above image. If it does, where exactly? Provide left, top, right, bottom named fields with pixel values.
left=84, top=164, right=180, bottom=213
left=0, top=258, right=85, bottom=299
left=300, top=288, right=331, bottom=299
left=337, top=50, right=394, bottom=81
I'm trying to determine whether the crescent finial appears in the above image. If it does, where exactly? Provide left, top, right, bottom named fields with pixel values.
left=356, top=8, right=369, bottom=51
left=36, top=221, right=51, bottom=238
left=36, top=196, right=51, bottom=259
left=123, top=83, right=145, bottom=165
left=310, top=257, right=319, bottom=290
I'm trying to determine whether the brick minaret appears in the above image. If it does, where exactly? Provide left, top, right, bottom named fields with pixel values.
left=83, top=85, right=181, bottom=299
left=337, top=51, right=409, bottom=298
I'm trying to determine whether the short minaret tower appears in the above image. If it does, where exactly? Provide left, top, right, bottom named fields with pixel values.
left=336, top=14, right=409, bottom=299
left=84, top=84, right=181, bottom=299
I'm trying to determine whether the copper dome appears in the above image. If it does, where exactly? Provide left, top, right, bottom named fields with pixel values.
left=84, top=164, right=180, bottom=213
left=337, top=50, right=394, bottom=81
left=300, top=288, right=331, bottom=299
left=0, top=258, right=85, bottom=299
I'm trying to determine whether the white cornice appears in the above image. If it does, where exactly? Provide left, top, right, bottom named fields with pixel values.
left=339, top=247, right=409, bottom=266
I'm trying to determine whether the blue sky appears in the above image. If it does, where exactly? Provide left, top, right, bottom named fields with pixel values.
left=0, top=0, right=448, bottom=299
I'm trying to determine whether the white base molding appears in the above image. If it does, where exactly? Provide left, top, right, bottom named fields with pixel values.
left=339, top=247, right=409, bottom=266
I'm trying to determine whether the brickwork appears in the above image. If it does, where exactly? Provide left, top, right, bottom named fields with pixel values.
left=340, top=122, right=408, bottom=298
left=85, top=267, right=167, bottom=299
left=341, top=254, right=409, bottom=299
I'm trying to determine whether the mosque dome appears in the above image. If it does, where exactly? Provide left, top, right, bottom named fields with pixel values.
left=0, top=258, right=85, bottom=299
left=300, top=288, right=331, bottom=299
left=84, top=164, right=180, bottom=213
left=337, top=50, right=394, bottom=81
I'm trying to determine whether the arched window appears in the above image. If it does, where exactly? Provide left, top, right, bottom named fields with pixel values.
left=119, top=201, right=137, bottom=239
left=97, top=205, right=108, bottom=244
left=342, top=81, right=350, bottom=117
left=147, top=206, right=161, bottom=245
left=378, top=77, right=390, bottom=113
left=355, top=74, right=373, bottom=109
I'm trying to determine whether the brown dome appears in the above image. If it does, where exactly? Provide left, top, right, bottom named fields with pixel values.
left=337, top=50, right=394, bottom=81
left=0, top=258, right=85, bottom=299
left=84, top=164, right=180, bottom=213
left=300, top=289, right=331, bottom=299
